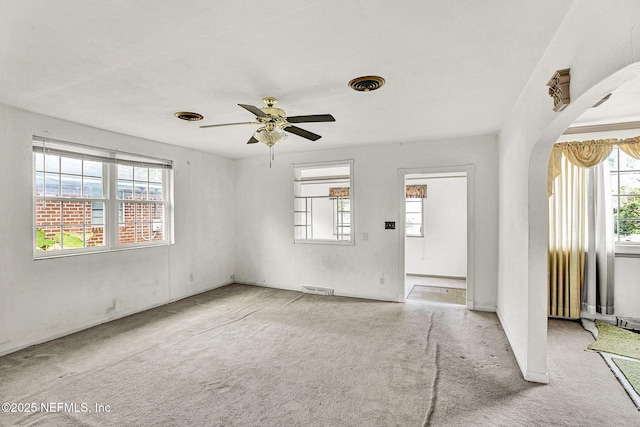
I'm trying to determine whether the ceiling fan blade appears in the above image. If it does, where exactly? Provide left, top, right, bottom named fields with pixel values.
left=247, top=136, right=259, bottom=144
left=199, top=121, right=256, bottom=129
left=238, top=103, right=268, bottom=118
left=286, top=114, right=335, bottom=123
left=284, top=125, right=322, bottom=141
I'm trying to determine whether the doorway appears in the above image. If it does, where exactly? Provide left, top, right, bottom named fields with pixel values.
left=400, top=168, right=470, bottom=305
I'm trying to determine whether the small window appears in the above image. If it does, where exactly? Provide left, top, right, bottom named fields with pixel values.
left=406, top=198, right=423, bottom=237
left=294, top=160, right=354, bottom=244
left=405, top=184, right=427, bottom=237
left=33, top=137, right=173, bottom=256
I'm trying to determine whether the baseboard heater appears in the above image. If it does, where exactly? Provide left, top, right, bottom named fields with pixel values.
left=301, top=286, right=334, bottom=296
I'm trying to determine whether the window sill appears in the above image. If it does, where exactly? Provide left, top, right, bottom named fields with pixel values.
left=615, top=243, right=640, bottom=258
left=293, top=239, right=354, bottom=246
left=33, top=242, right=172, bottom=260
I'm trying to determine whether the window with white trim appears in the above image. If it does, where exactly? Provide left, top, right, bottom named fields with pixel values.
left=405, top=198, right=423, bottom=237
left=33, top=137, right=172, bottom=256
left=609, top=146, right=640, bottom=243
left=293, top=160, right=353, bottom=243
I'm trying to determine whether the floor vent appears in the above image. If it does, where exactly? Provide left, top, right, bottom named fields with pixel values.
left=302, top=286, right=334, bottom=296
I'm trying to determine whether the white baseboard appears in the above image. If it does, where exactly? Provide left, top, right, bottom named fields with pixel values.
left=0, top=280, right=233, bottom=358
left=473, top=304, right=497, bottom=312
left=496, top=307, right=549, bottom=384
left=235, top=279, right=398, bottom=302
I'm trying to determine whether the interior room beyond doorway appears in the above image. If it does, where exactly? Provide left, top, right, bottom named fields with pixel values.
left=404, top=172, right=468, bottom=304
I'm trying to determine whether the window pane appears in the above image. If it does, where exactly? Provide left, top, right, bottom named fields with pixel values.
left=83, top=176, right=103, bottom=198
left=61, top=157, right=82, bottom=175
left=118, top=180, right=133, bottom=199
left=133, top=182, right=148, bottom=200
left=134, top=167, right=148, bottom=181
left=61, top=201, right=85, bottom=224
left=619, top=198, right=640, bottom=219
left=119, top=224, right=135, bottom=244
left=338, top=213, right=351, bottom=225
left=406, top=200, right=422, bottom=213
left=35, top=172, right=44, bottom=196
left=34, top=153, right=44, bottom=171
left=294, top=226, right=309, bottom=240
left=617, top=220, right=640, bottom=240
left=406, top=224, right=422, bottom=236
left=610, top=173, right=619, bottom=195
left=619, top=150, right=640, bottom=171
left=59, top=226, right=86, bottom=249
left=608, top=148, right=618, bottom=170
left=149, top=182, right=163, bottom=200
left=35, top=200, right=61, bottom=226
left=149, top=168, right=162, bottom=183
left=84, top=160, right=103, bottom=177
left=151, top=221, right=164, bottom=241
left=44, top=173, right=60, bottom=196
left=406, top=213, right=422, bottom=224
left=152, top=203, right=164, bottom=221
left=135, top=223, right=151, bottom=242
left=87, top=225, right=105, bottom=247
left=619, top=172, right=640, bottom=195
left=118, top=165, right=133, bottom=180
left=35, top=226, right=60, bottom=251
left=120, top=202, right=135, bottom=224
left=90, top=202, right=105, bottom=225
left=135, top=203, right=151, bottom=222
left=60, top=174, right=82, bottom=197
left=44, top=154, right=59, bottom=172
left=612, top=196, right=620, bottom=218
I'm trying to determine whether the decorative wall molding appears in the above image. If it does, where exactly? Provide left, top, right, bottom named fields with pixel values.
left=547, top=68, right=570, bottom=112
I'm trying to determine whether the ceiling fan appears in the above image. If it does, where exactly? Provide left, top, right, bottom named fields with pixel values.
left=199, top=97, right=335, bottom=146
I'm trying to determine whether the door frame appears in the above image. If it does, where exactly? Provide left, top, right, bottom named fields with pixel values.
left=398, top=164, right=475, bottom=309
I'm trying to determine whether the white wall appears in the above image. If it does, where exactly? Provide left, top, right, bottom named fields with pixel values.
left=498, top=1, right=640, bottom=383
left=0, top=103, right=236, bottom=356
left=615, top=257, right=640, bottom=317
left=405, top=176, right=467, bottom=277
left=234, top=135, right=498, bottom=307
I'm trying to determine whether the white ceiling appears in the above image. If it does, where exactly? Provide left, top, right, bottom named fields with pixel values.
left=0, top=0, right=587, bottom=159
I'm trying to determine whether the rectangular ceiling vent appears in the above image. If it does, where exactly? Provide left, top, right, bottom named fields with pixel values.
left=302, top=286, right=334, bottom=296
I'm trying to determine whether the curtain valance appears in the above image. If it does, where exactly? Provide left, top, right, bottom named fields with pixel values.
left=329, top=187, right=350, bottom=198
left=548, top=136, right=640, bottom=196
left=406, top=185, right=427, bottom=198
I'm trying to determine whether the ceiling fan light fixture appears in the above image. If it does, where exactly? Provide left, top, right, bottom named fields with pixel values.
left=253, top=127, right=287, bottom=146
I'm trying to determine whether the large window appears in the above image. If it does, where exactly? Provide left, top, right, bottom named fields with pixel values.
left=293, top=160, right=353, bottom=243
left=609, top=146, right=640, bottom=243
left=33, top=137, right=172, bottom=256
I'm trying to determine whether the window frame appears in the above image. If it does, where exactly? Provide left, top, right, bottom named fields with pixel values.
left=609, top=146, right=640, bottom=250
left=293, top=160, right=354, bottom=245
left=32, top=136, right=173, bottom=259
left=405, top=197, right=424, bottom=237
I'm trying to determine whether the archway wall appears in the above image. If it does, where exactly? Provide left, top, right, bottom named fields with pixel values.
left=497, top=1, right=640, bottom=383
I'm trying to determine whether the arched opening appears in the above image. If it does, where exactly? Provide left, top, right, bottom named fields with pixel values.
left=528, top=62, right=640, bottom=382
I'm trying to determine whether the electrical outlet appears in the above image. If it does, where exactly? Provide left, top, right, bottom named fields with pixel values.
left=379, top=275, right=385, bottom=286
left=363, top=232, right=369, bottom=241
left=189, top=273, right=194, bottom=282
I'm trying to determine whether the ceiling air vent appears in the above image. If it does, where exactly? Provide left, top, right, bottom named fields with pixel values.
left=348, top=75, right=385, bottom=92
left=174, top=111, right=204, bottom=121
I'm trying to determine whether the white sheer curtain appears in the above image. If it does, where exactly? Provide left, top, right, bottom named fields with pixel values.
left=582, top=163, right=615, bottom=315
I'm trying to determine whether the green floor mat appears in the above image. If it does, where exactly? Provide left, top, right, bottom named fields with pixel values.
left=588, top=320, right=640, bottom=359
left=612, top=357, right=640, bottom=396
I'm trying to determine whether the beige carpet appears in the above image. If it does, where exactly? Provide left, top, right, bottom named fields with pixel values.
left=0, top=284, right=638, bottom=426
